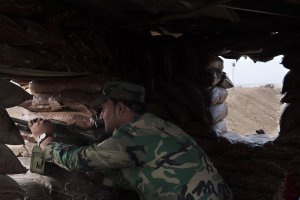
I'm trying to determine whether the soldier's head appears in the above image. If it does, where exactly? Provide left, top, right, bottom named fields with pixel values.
left=95, top=82, right=146, bottom=134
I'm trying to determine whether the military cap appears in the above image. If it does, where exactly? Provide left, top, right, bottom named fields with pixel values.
left=91, top=82, right=145, bottom=105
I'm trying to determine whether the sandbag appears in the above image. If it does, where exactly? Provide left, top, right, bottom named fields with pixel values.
left=20, top=94, right=62, bottom=112
left=15, top=179, right=52, bottom=200
left=21, top=93, right=96, bottom=115
left=282, top=69, right=300, bottom=94
left=274, top=126, right=300, bottom=146
left=0, top=14, right=33, bottom=46
left=279, top=103, right=300, bottom=135
left=0, top=44, right=65, bottom=71
left=185, top=50, right=223, bottom=78
left=281, top=50, right=300, bottom=69
left=209, top=86, right=228, bottom=105
left=22, top=111, right=96, bottom=129
left=0, top=79, right=32, bottom=108
left=196, top=69, right=222, bottom=87
left=281, top=88, right=300, bottom=103
left=212, top=120, right=227, bottom=136
left=205, top=55, right=224, bottom=71
left=12, top=169, right=113, bottom=200
left=209, top=102, right=228, bottom=124
left=0, top=106, right=24, bottom=145
left=0, top=1, right=42, bottom=18
left=0, top=174, right=25, bottom=200
left=29, top=75, right=113, bottom=94
left=217, top=72, right=234, bottom=89
left=0, top=144, right=27, bottom=174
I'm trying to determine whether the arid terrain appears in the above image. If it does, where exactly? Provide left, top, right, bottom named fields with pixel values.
left=226, top=86, right=284, bottom=137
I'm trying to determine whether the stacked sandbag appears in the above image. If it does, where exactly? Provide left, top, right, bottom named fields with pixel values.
left=20, top=75, right=115, bottom=130
left=0, top=143, right=28, bottom=198
left=280, top=50, right=300, bottom=135
left=203, top=56, right=233, bottom=136
left=0, top=174, right=26, bottom=200
left=0, top=79, right=28, bottom=197
left=0, top=8, right=111, bottom=75
left=194, top=132, right=300, bottom=199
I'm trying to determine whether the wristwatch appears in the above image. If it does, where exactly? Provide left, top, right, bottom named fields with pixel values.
left=37, top=133, right=50, bottom=147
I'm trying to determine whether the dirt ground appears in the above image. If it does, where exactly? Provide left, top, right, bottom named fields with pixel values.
left=226, top=86, right=284, bottom=137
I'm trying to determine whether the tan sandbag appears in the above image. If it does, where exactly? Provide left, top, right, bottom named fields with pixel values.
left=59, top=90, right=101, bottom=104
left=15, top=179, right=52, bottom=200
left=0, top=44, right=65, bottom=71
left=209, top=102, right=228, bottom=124
left=0, top=14, right=33, bottom=46
left=212, top=120, right=227, bottom=136
left=29, top=75, right=112, bottom=94
left=205, top=55, right=224, bottom=71
left=20, top=94, right=63, bottom=112
left=0, top=79, right=32, bottom=108
left=21, top=93, right=96, bottom=115
left=281, top=88, right=300, bottom=103
left=282, top=69, right=300, bottom=94
left=274, top=126, right=300, bottom=146
left=22, top=111, right=96, bottom=129
left=0, top=107, right=24, bottom=145
left=0, top=1, right=41, bottom=18
left=0, top=144, right=27, bottom=174
left=209, top=86, right=228, bottom=105
left=11, top=169, right=113, bottom=200
left=279, top=103, right=300, bottom=135
left=217, top=73, right=234, bottom=89
left=0, top=174, right=26, bottom=199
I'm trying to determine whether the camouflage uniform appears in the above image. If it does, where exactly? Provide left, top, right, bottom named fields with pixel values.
left=42, top=82, right=233, bottom=200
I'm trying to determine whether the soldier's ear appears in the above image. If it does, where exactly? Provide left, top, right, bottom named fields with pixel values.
left=117, top=102, right=126, bottom=118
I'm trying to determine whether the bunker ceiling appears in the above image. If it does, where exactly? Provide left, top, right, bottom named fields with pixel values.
left=59, top=0, right=300, bottom=60
left=0, top=0, right=300, bottom=80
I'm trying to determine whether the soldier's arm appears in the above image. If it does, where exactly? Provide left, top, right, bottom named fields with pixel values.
left=42, top=132, right=136, bottom=172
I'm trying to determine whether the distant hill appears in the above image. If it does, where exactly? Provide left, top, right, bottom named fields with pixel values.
left=226, top=87, right=284, bottom=137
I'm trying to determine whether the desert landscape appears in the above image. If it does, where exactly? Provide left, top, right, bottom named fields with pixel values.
left=226, top=86, right=284, bottom=137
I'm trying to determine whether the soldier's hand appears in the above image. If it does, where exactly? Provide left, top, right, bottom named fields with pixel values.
left=28, top=118, right=55, bottom=142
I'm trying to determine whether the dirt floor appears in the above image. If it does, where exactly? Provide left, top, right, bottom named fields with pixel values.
left=226, top=86, right=284, bottom=137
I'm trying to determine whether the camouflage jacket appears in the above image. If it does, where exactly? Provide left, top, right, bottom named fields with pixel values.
left=43, top=113, right=233, bottom=200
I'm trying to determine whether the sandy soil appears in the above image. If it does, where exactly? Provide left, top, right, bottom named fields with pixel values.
left=226, top=86, right=284, bottom=137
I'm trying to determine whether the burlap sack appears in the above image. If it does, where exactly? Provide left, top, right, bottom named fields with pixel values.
left=212, top=120, right=227, bottom=136
left=11, top=169, right=113, bottom=200
left=15, top=179, right=52, bottom=200
left=29, top=75, right=112, bottom=94
left=282, top=69, right=300, bottom=94
left=0, top=174, right=26, bottom=199
left=0, top=106, right=24, bottom=145
left=209, top=102, right=228, bottom=124
left=20, top=94, right=63, bottom=112
left=0, top=14, right=32, bottom=46
left=21, top=93, right=96, bottom=115
left=279, top=103, right=300, bottom=135
left=281, top=88, right=300, bottom=103
left=22, top=110, right=96, bottom=129
left=210, top=86, right=228, bottom=105
left=0, top=78, right=32, bottom=108
left=0, top=144, right=27, bottom=174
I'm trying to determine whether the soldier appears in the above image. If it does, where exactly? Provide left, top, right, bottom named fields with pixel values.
left=29, top=81, right=233, bottom=200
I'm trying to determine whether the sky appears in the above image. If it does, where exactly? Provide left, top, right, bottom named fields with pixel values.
left=222, top=55, right=289, bottom=87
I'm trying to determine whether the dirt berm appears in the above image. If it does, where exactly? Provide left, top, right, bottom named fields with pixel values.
left=226, top=87, right=283, bottom=137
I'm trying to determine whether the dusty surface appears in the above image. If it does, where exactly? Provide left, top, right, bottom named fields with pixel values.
left=226, top=87, right=284, bottom=137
